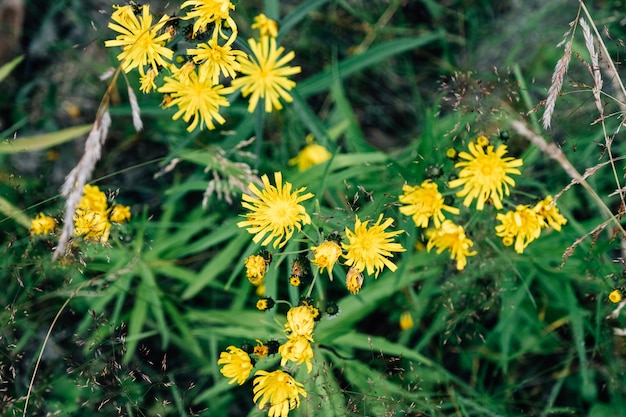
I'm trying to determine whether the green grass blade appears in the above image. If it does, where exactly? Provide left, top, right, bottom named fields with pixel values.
left=297, top=33, right=443, bottom=97
left=0, top=124, right=93, bottom=154
left=0, top=55, right=23, bottom=84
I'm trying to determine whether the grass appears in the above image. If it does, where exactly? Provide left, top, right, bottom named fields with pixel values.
left=2, top=0, right=626, bottom=416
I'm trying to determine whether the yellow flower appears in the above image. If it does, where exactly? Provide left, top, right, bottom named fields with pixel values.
left=109, top=204, right=131, bottom=223
left=346, top=267, right=364, bottom=294
left=476, top=135, right=489, bottom=147
left=104, top=5, right=173, bottom=74
left=426, top=220, right=477, bottom=270
left=533, top=196, right=567, bottom=231
left=217, top=346, right=253, bottom=385
left=342, top=214, right=406, bottom=277
left=495, top=205, right=543, bottom=254
left=284, top=305, right=315, bottom=338
left=245, top=254, right=267, bottom=286
left=78, top=184, right=108, bottom=213
left=279, top=335, right=314, bottom=373
left=30, top=213, right=57, bottom=236
left=609, top=289, right=623, bottom=304
left=139, top=68, right=158, bottom=93
left=74, top=209, right=111, bottom=243
left=399, top=180, right=460, bottom=228
left=288, top=141, right=332, bottom=171
left=256, top=297, right=275, bottom=311
left=231, top=36, right=301, bottom=113
left=158, top=69, right=232, bottom=131
left=253, top=370, right=307, bottom=417
left=188, top=37, right=246, bottom=83
left=181, top=0, right=237, bottom=42
left=399, top=311, right=414, bottom=330
left=237, top=172, right=314, bottom=248
left=252, top=13, right=279, bottom=38
left=448, top=142, right=523, bottom=210
left=446, top=148, right=457, bottom=159
left=311, top=240, right=342, bottom=280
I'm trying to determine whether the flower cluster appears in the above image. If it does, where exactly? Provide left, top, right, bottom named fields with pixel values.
left=104, top=4, right=301, bottom=132
left=30, top=184, right=131, bottom=245
left=217, top=302, right=316, bottom=417
left=237, top=171, right=405, bottom=293
left=220, top=171, right=406, bottom=417
left=398, top=135, right=567, bottom=270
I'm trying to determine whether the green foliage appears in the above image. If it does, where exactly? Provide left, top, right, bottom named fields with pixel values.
left=3, top=1, right=626, bottom=416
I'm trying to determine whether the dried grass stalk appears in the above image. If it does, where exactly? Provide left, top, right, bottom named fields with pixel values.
left=53, top=110, right=112, bottom=260
left=540, top=21, right=575, bottom=130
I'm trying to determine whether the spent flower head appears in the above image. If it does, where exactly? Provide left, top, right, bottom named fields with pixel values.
left=237, top=172, right=314, bottom=248
left=342, top=214, right=406, bottom=277
left=448, top=141, right=523, bottom=210
left=231, top=36, right=301, bottom=113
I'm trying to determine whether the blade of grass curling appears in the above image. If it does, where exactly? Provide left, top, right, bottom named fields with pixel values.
left=297, top=33, right=443, bottom=97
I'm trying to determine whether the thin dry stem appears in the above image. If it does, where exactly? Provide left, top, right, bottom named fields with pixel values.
left=52, top=67, right=121, bottom=260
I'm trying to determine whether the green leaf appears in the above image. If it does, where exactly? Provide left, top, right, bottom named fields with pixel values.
left=0, top=55, right=23, bottom=84
left=0, top=124, right=93, bottom=154
left=124, top=280, right=149, bottom=363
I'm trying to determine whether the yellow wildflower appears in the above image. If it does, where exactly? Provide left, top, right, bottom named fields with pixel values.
left=158, top=68, right=232, bottom=131
left=288, top=139, right=332, bottom=171
left=30, top=213, right=57, bottom=236
left=237, top=172, right=314, bottom=248
left=534, top=195, right=567, bottom=231
left=104, top=5, right=173, bottom=74
left=217, top=346, right=253, bottom=385
left=245, top=254, right=267, bottom=286
left=311, top=240, right=342, bottom=280
left=342, top=214, right=405, bottom=277
left=109, top=204, right=131, bottom=223
left=426, top=220, right=477, bottom=270
left=231, top=36, right=301, bottom=113
left=279, top=335, right=314, bottom=373
left=399, top=180, right=460, bottom=228
left=448, top=142, right=523, bottom=210
left=251, top=13, right=279, bottom=38
left=253, top=370, right=307, bottom=417
left=495, top=205, right=543, bottom=254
